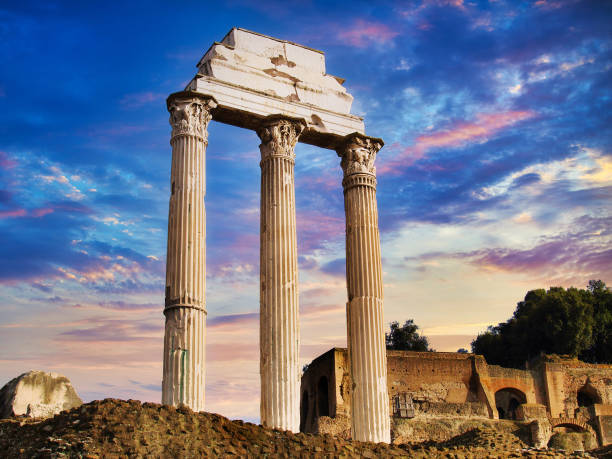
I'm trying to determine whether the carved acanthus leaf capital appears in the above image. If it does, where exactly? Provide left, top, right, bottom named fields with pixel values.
left=257, top=117, right=306, bottom=162
left=167, top=92, right=217, bottom=141
left=336, top=133, right=383, bottom=178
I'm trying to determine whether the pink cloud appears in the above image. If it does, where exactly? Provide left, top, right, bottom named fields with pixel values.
left=418, top=216, right=612, bottom=287
left=297, top=210, right=345, bottom=252
left=379, top=110, right=535, bottom=174
left=301, top=303, right=344, bottom=318
left=0, top=203, right=88, bottom=220
left=0, top=209, right=26, bottom=219
left=534, top=0, right=571, bottom=10
left=207, top=343, right=259, bottom=362
left=31, top=207, right=54, bottom=218
left=337, top=20, right=400, bottom=48
left=0, top=151, right=17, bottom=169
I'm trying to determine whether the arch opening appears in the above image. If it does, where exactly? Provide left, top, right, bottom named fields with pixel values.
left=495, top=387, right=526, bottom=420
left=300, top=391, right=309, bottom=432
left=577, top=385, right=601, bottom=407
left=317, top=376, right=329, bottom=417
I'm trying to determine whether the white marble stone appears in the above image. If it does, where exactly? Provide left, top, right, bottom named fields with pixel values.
left=162, top=92, right=216, bottom=411
left=185, top=28, right=364, bottom=149
left=337, top=134, right=391, bottom=443
left=258, top=116, right=304, bottom=432
left=0, top=371, right=82, bottom=419
left=162, top=30, right=390, bottom=442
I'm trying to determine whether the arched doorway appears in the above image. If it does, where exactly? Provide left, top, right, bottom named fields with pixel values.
left=495, top=388, right=526, bottom=420
left=300, top=391, right=309, bottom=432
left=548, top=421, right=597, bottom=451
left=317, top=376, right=329, bottom=417
left=577, top=384, right=601, bottom=407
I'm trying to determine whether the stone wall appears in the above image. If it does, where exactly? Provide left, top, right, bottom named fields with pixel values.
left=386, top=351, right=476, bottom=404
left=300, top=348, right=337, bottom=433
left=300, top=348, right=612, bottom=446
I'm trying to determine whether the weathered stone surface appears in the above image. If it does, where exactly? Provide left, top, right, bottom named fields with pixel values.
left=0, top=399, right=598, bottom=458
left=337, top=134, right=390, bottom=443
left=162, top=92, right=216, bottom=411
left=302, top=349, right=612, bottom=448
left=0, top=371, right=82, bottom=419
left=530, top=419, right=553, bottom=448
left=258, top=116, right=304, bottom=432
left=186, top=28, right=365, bottom=149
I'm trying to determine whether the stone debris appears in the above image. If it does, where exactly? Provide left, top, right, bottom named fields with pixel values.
left=0, top=371, right=82, bottom=420
left=0, top=399, right=604, bottom=458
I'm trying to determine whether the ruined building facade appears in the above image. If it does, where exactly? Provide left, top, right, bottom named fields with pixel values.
left=301, top=349, right=612, bottom=447
left=162, top=28, right=390, bottom=442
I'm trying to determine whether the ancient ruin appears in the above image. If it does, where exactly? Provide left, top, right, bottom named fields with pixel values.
left=162, top=28, right=390, bottom=441
left=301, top=349, right=612, bottom=447
left=0, top=371, right=82, bottom=419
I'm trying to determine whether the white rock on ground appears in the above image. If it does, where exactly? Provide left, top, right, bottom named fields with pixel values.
left=0, top=370, right=82, bottom=419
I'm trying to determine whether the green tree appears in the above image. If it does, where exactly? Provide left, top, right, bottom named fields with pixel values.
left=581, top=280, right=612, bottom=363
left=471, top=281, right=608, bottom=368
left=386, top=319, right=432, bottom=351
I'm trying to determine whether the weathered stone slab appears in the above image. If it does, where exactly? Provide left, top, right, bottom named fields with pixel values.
left=185, top=28, right=365, bottom=149
left=0, top=371, right=82, bottom=419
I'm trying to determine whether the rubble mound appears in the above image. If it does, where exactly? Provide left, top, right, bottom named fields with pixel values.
left=0, top=399, right=601, bottom=458
left=436, top=426, right=528, bottom=450
left=0, top=371, right=82, bottom=419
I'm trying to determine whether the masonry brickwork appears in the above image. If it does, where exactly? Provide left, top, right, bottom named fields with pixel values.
left=301, top=348, right=612, bottom=448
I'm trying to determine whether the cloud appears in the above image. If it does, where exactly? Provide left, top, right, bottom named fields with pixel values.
left=71, top=300, right=159, bottom=311
left=119, top=92, right=164, bottom=110
left=0, top=208, right=26, bottom=218
left=208, top=312, right=259, bottom=328
left=301, top=303, right=344, bottom=318
left=56, top=318, right=161, bottom=343
left=418, top=216, right=612, bottom=285
left=297, top=210, right=345, bottom=253
left=0, top=151, right=17, bottom=170
left=206, top=343, right=259, bottom=362
left=320, top=258, right=345, bottom=277
left=379, top=110, right=535, bottom=174
left=337, top=20, right=400, bottom=48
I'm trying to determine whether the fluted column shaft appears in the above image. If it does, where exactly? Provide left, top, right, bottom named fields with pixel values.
left=162, top=92, right=216, bottom=411
left=257, top=116, right=305, bottom=432
left=337, top=133, right=390, bottom=443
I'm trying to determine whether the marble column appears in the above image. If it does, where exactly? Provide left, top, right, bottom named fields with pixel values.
left=162, top=92, right=217, bottom=411
left=257, top=115, right=305, bottom=432
left=337, top=133, right=390, bottom=443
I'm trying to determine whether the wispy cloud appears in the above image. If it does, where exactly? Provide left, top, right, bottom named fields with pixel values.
left=0, top=208, right=26, bottom=218
left=119, top=92, right=164, bottom=110
left=379, top=110, right=535, bottom=174
left=417, top=216, right=612, bottom=285
left=0, top=151, right=17, bottom=170
left=337, top=20, right=400, bottom=48
left=208, top=312, right=258, bottom=328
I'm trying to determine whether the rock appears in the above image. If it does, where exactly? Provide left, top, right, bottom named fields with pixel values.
left=0, top=371, right=82, bottom=419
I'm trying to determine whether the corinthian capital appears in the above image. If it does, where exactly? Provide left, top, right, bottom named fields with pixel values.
left=167, top=92, right=217, bottom=142
left=336, top=133, right=384, bottom=178
left=257, top=116, right=306, bottom=162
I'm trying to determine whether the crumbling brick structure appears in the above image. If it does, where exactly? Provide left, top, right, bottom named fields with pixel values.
left=300, top=348, right=612, bottom=447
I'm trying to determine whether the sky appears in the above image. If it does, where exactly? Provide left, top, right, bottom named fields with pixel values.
left=0, top=0, right=610, bottom=423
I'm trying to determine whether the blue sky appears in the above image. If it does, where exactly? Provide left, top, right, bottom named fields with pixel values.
left=0, top=0, right=610, bottom=422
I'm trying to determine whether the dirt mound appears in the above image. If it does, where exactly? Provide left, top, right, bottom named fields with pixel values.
left=0, top=399, right=600, bottom=458
left=436, top=426, right=528, bottom=450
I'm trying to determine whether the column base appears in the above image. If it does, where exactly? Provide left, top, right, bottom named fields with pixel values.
left=347, top=297, right=391, bottom=443
left=162, top=306, right=207, bottom=412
